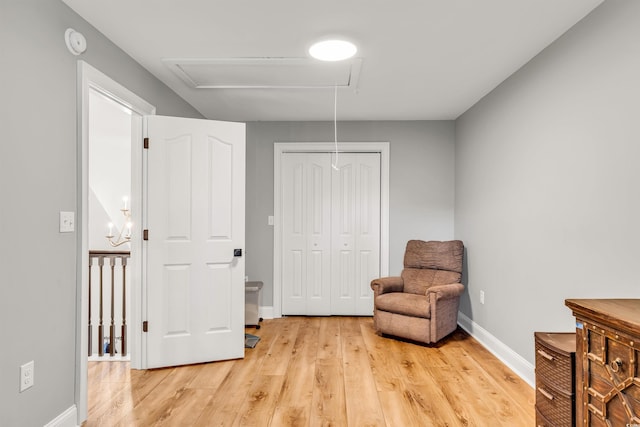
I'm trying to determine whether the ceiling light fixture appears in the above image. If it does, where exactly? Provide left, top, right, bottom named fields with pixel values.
left=309, top=39, right=357, bottom=62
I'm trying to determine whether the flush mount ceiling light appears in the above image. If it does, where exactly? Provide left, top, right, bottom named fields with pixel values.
left=309, top=39, right=357, bottom=62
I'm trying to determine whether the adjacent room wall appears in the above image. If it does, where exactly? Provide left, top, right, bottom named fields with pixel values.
left=0, top=1, right=202, bottom=425
left=455, top=0, right=640, bottom=364
left=245, top=121, right=456, bottom=308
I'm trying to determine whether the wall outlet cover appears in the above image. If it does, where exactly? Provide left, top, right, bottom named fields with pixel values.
left=20, top=361, right=34, bottom=392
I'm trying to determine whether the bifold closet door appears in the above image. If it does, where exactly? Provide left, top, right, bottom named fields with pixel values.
left=281, top=152, right=381, bottom=316
left=331, top=152, right=380, bottom=316
left=281, top=153, right=332, bottom=315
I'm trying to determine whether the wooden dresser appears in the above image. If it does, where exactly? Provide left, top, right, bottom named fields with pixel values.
left=565, top=299, right=640, bottom=426
left=535, top=332, right=576, bottom=426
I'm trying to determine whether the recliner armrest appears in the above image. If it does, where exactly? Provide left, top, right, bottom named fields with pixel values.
left=370, top=277, right=404, bottom=296
left=426, top=283, right=464, bottom=302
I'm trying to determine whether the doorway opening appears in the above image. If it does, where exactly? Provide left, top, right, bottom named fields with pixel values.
left=87, top=88, right=132, bottom=361
left=76, top=61, right=155, bottom=424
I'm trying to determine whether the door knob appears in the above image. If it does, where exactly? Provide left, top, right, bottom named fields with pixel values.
left=234, top=249, right=242, bottom=257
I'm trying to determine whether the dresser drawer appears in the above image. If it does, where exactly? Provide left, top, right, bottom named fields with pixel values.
left=535, top=406, right=555, bottom=427
left=535, top=379, right=575, bottom=427
left=535, top=333, right=575, bottom=394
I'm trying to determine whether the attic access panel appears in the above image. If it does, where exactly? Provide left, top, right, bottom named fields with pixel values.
left=164, top=58, right=362, bottom=89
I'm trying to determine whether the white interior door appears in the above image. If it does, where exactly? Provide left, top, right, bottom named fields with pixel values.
left=331, top=153, right=380, bottom=315
left=144, top=115, right=245, bottom=369
left=280, top=151, right=380, bottom=316
left=281, top=153, right=332, bottom=315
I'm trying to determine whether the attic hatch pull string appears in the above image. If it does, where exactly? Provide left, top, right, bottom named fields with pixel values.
left=332, top=84, right=340, bottom=170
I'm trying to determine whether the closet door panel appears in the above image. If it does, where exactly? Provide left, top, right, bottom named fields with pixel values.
left=281, top=154, right=308, bottom=314
left=331, top=153, right=380, bottom=315
left=355, top=154, right=381, bottom=315
left=281, top=153, right=331, bottom=315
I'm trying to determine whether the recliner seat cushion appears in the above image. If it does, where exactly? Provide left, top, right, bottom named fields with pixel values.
left=375, top=292, right=430, bottom=319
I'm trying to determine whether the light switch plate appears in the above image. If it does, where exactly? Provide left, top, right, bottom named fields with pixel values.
left=60, top=211, right=75, bottom=232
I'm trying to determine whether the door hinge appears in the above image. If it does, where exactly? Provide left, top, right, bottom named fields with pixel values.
left=143, top=321, right=148, bottom=332
left=144, top=137, right=149, bottom=149
left=143, top=229, right=149, bottom=240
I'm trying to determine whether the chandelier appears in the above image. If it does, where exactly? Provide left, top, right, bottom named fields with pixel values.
left=106, top=196, right=132, bottom=247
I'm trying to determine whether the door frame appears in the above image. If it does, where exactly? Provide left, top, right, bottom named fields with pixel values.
left=76, top=61, right=155, bottom=423
left=273, top=142, right=390, bottom=318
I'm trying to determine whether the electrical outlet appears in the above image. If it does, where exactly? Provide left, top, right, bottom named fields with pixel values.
left=480, top=290, right=485, bottom=305
left=20, top=361, right=34, bottom=392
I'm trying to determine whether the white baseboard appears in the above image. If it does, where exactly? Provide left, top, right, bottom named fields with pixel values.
left=259, top=305, right=274, bottom=319
left=44, top=405, right=78, bottom=427
left=457, top=311, right=534, bottom=387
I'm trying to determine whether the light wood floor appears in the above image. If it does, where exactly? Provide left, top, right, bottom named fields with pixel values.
left=85, top=316, right=534, bottom=426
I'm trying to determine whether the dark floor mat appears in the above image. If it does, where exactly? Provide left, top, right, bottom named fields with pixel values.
left=245, top=333, right=260, bottom=348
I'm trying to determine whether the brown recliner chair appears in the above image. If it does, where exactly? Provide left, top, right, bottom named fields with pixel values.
left=370, top=240, right=464, bottom=344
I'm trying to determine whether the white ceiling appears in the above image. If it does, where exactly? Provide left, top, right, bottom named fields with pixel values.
left=62, top=0, right=603, bottom=122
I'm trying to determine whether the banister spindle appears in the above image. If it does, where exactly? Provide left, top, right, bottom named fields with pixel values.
left=88, top=255, right=93, bottom=357
left=121, top=256, right=128, bottom=356
left=109, top=257, right=116, bottom=357
left=98, top=256, right=105, bottom=357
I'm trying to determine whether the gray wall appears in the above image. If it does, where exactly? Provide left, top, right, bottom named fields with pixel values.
left=0, top=1, right=202, bottom=425
left=455, top=0, right=640, bottom=364
left=246, top=121, right=456, bottom=306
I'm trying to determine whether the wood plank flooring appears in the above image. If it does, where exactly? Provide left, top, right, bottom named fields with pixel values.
left=85, top=316, right=534, bottom=426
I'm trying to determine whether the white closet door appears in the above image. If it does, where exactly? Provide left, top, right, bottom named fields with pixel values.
left=331, top=153, right=380, bottom=315
left=281, top=153, right=332, bottom=315
left=281, top=152, right=381, bottom=316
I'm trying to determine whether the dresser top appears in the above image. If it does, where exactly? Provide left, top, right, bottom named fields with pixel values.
left=565, top=299, right=640, bottom=335
left=535, top=332, right=576, bottom=354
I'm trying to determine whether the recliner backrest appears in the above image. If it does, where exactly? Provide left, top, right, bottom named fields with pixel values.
left=401, top=240, right=464, bottom=295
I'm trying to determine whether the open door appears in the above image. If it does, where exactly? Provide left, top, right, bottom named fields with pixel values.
left=144, top=115, right=245, bottom=368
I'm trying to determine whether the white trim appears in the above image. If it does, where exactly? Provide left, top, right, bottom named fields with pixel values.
left=163, top=57, right=362, bottom=90
left=76, top=60, right=155, bottom=425
left=44, top=405, right=78, bottom=427
left=87, top=354, right=131, bottom=362
left=273, top=142, right=390, bottom=318
left=457, top=312, right=534, bottom=387
left=259, top=305, right=274, bottom=320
